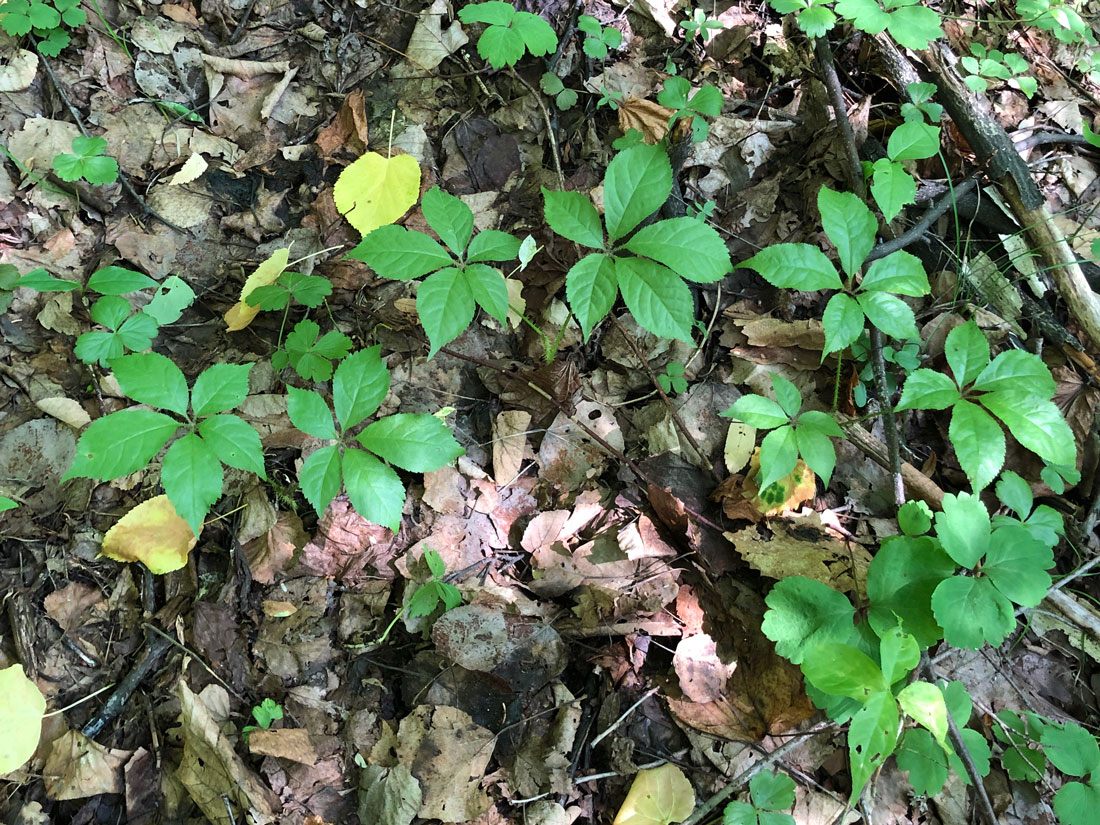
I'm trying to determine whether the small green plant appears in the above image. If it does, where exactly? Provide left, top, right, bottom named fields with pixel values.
left=656, top=77, right=723, bottom=142
left=63, top=354, right=266, bottom=537
left=539, top=71, right=578, bottom=110
left=687, top=199, right=717, bottom=221
left=273, top=320, right=352, bottom=382
left=1016, top=0, right=1094, bottom=44
left=542, top=142, right=731, bottom=342
left=742, top=186, right=931, bottom=357
left=52, top=136, right=119, bottom=185
left=894, top=319, right=1076, bottom=491
left=242, top=698, right=283, bottom=741
left=348, top=186, right=521, bottom=355
left=457, top=1, right=558, bottom=69
left=0, top=496, right=17, bottom=512
left=849, top=334, right=920, bottom=406
left=596, top=84, right=623, bottom=110
left=680, top=6, right=724, bottom=43
left=286, top=348, right=464, bottom=530
left=577, top=13, right=622, bottom=58
left=12, top=265, right=196, bottom=366
left=657, top=362, right=687, bottom=395
left=0, top=0, right=85, bottom=55
left=961, top=43, right=1037, bottom=98
left=768, top=0, right=942, bottom=49
left=375, top=548, right=463, bottom=645
left=865, top=84, right=943, bottom=220
left=721, top=373, right=844, bottom=491
left=722, top=770, right=796, bottom=825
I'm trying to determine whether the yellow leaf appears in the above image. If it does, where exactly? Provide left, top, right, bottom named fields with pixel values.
left=224, top=248, right=290, bottom=332
left=744, top=450, right=817, bottom=516
left=613, top=764, right=695, bottom=825
left=333, top=151, right=420, bottom=235
left=101, top=495, right=198, bottom=574
left=0, top=665, right=46, bottom=776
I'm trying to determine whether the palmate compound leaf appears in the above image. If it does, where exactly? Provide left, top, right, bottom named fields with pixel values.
left=342, top=447, right=406, bottom=532
left=101, top=494, right=197, bottom=573
left=287, top=386, right=337, bottom=439
left=980, top=390, right=1077, bottom=470
left=64, top=408, right=180, bottom=482
left=224, top=248, right=290, bottom=331
left=543, top=187, right=605, bottom=249
left=0, top=665, right=47, bottom=775
left=334, top=151, right=421, bottom=236
left=421, top=186, right=474, bottom=255
left=333, top=347, right=390, bottom=430
left=948, top=399, right=1005, bottom=492
left=603, top=143, right=673, bottom=243
left=357, top=414, right=464, bottom=472
left=161, top=433, right=223, bottom=538
left=761, top=576, right=856, bottom=665
left=612, top=763, right=695, bottom=825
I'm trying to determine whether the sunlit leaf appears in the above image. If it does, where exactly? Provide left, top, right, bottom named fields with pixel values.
left=224, top=248, right=290, bottom=332
left=334, top=151, right=421, bottom=236
left=0, top=665, right=46, bottom=775
left=612, top=763, right=695, bottom=825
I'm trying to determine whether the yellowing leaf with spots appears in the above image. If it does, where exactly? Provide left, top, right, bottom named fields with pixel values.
left=334, top=151, right=420, bottom=235
left=101, top=495, right=198, bottom=574
left=744, top=449, right=817, bottom=516
left=0, top=665, right=46, bottom=776
left=224, top=247, right=290, bottom=332
left=613, top=764, right=695, bottom=825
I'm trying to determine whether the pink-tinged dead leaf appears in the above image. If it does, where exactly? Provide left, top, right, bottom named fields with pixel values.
left=674, top=585, right=706, bottom=637
left=468, top=477, right=539, bottom=547
left=43, top=730, right=129, bottom=800
left=43, top=582, right=104, bottom=632
left=244, top=510, right=308, bottom=584
left=423, top=465, right=469, bottom=515
left=101, top=495, right=197, bottom=574
left=176, top=680, right=280, bottom=822
left=395, top=705, right=495, bottom=822
left=249, top=728, right=319, bottom=765
left=673, top=633, right=732, bottom=703
left=537, top=400, right=623, bottom=497
left=299, top=498, right=396, bottom=583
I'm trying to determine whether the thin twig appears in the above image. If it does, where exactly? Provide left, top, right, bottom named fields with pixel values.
left=869, top=327, right=905, bottom=506
left=509, top=67, right=565, bottom=190
left=610, top=316, right=718, bottom=479
left=590, top=687, right=660, bottom=748
left=813, top=37, right=865, bottom=199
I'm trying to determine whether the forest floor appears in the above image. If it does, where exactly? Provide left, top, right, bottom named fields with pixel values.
left=2, top=0, right=1100, bottom=823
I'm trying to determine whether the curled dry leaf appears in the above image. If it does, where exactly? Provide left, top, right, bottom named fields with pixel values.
left=101, top=495, right=197, bottom=574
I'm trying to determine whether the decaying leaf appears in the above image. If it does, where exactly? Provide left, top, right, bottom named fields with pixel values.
left=101, top=495, right=198, bottom=574
left=333, top=151, right=420, bottom=236
left=612, top=763, right=695, bottom=825
left=0, top=665, right=46, bottom=776
left=224, top=247, right=290, bottom=331
left=43, top=730, right=129, bottom=800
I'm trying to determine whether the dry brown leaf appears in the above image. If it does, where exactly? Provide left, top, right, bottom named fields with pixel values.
left=43, top=731, right=129, bottom=800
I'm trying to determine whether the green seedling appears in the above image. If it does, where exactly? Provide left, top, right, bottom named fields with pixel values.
left=540, top=72, right=578, bottom=110
left=286, top=348, right=464, bottom=530
left=895, top=319, right=1076, bottom=491
left=680, top=6, right=724, bottom=43
left=242, top=697, right=283, bottom=742
left=722, top=771, right=797, bottom=825
left=721, top=373, right=844, bottom=491
left=0, top=0, right=85, bottom=55
left=53, top=136, right=119, bottom=185
left=458, top=1, right=558, bottom=69
left=577, top=14, right=622, bottom=58
left=657, top=77, right=722, bottom=142
left=687, top=199, right=716, bottom=221
left=348, top=186, right=521, bottom=356
left=273, top=320, right=352, bottom=382
left=64, top=354, right=266, bottom=537
left=657, top=362, right=687, bottom=395
left=849, top=334, right=919, bottom=407
left=596, top=85, right=623, bottom=110
left=961, top=43, right=1037, bottom=98
left=0, top=496, right=18, bottom=512
left=374, top=549, right=462, bottom=645
left=542, top=142, right=731, bottom=342
left=743, top=186, right=931, bottom=358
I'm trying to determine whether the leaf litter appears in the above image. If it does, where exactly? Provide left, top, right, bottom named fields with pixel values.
left=1, top=0, right=1099, bottom=823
